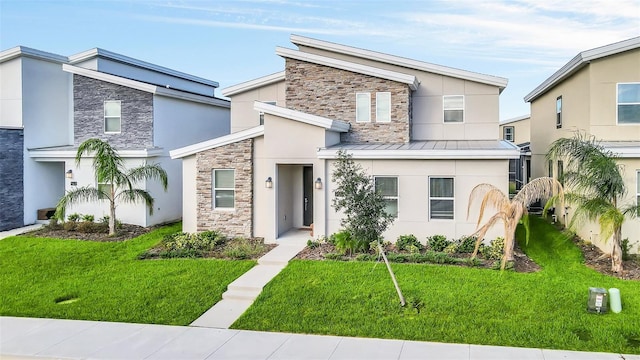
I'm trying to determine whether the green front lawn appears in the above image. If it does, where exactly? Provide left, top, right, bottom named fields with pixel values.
left=0, top=223, right=255, bottom=325
left=232, top=217, right=640, bottom=354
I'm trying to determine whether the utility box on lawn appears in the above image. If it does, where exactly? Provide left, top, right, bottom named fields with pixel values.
left=587, top=287, right=608, bottom=314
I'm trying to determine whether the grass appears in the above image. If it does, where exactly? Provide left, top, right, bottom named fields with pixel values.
left=232, top=216, right=640, bottom=354
left=0, top=223, right=255, bottom=325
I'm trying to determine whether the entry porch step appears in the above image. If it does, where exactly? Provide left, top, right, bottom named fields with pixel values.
left=258, top=243, right=307, bottom=266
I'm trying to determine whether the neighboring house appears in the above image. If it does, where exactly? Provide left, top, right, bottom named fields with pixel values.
left=171, top=35, right=519, bottom=243
left=499, top=115, right=531, bottom=193
left=0, top=46, right=230, bottom=231
left=524, top=36, right=640, bottom=254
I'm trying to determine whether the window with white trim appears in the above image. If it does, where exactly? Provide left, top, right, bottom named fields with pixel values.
left=556, top=96, right=562, bottom=128
left=548, top=160, right=553, bottom=178
left=617, top=83, right=640, bottom=124
left=104, top=100, right=121, bottom=133
left=375, top=176, right=398, bottom=218
left=259, top=101, right=276, bottom=125
left=97, top=176, right=112, bottom=200
left=213, top=169, right=235, bottom=209
left=356, top=92, right=371, bottom=122
left=429, top=177, right=454, bottom=220
left=504, top=126, right=514, bottom=142
left=376, top=92, right=391, bottom=123
left=443, top=95, right=464, bottom=123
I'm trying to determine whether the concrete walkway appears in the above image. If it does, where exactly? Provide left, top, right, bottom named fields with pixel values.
left=0, top=224, right=44, bottom=240
left=2, top=316, right=637, bottom=360
left=190, top=229, right=309, bottom=328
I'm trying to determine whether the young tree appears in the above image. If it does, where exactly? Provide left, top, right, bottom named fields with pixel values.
left=547, top=133, right=639, bottom=272
left=55, top=138, right=168, bottom=235
left=331, top=150, right=404, bottom=305
left=467, top=177, right=564, bottom=270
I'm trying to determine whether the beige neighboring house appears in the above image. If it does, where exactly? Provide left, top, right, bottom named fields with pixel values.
left=499, top=115, right=531, bottom=193
left=170, top=35, right=519, bottom=244
left=524, top=36, right=640, bottom=254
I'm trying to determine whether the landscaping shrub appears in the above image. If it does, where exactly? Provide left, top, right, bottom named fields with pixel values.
left=443, top=243, right=459, bottom=254
left=76, top=221, right=101, bottom=233
left=396, top=234, right=423, bottom=251
left=622, top=238, right=632, bottom=261
left=62, top=221, right=77, bottom=231
left=481, top=237, right=505, bottom=260
left=427, top=234, right=451, bottom=252
left=307, top=239, right=321, bottom=249
left=81, top=214, right=95, bottom=222
left=333, top=230, right=367, bottom=255
left=162, top=231, right=225, bottom=257
left=222, top=238, right=266, bottom=260
left=457, top=236, right=477, bottom=253
left=67, top=213, right=81, bottom=222
left=323, top=253, right=345, bottom=261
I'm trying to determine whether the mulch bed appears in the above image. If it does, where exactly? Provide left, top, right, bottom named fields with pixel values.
left=574, top=237, right=640, bottom=281
left=24, top=223, right=151, bottom=242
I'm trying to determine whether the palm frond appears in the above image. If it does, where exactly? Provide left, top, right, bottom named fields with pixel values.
left=127, top=163, right=168, bottom=191
left=512, top=177, right=564, bottom=208
left=116, top=189, right=155, bottom=214
left=55, top=186, right=106, bottom=219
left=469, top=211, right=508, bottom=258
left=467, top=183, right=507, bottom=222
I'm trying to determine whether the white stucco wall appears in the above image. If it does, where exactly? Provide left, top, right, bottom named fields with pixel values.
left=180, top=156, right=198, bottom=233
left=0, top=57, right=23, bottom=127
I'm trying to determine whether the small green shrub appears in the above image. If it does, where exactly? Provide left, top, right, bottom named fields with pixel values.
left=307, top=239, right=321, bottom=249
left=396, top=234, right=423, bottom=251
left=76, top=221, right=101, bottom=233
left=481, top=237, right=505, bottom=260
left=457, top=236, right=477, bottom=253
left=81, top=214, right=95, bottom=222
left=324, top=253, right=345, bottom=261
left=100, top=216, right=110, bottom=225
left=222, top=238, right=265, bottom=259
left=333, top=230, right=365, bottom=255
left=161, top=230, right=225, bottom=257
left=427, top=235, right=451, bottom=252
left=443, top=243, right=459, bottom=254
left=67, top=213, right=81, bottom=222
left=47, top=218, right=62, bottom=230
left=355, top=253, right=376, bottom=261
left=622, top=238, right=632, bottom=261
left=491, top=259, right=514, bottom=270
left=62, top=221, right=77, bottom=231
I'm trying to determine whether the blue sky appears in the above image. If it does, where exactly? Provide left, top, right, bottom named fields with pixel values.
left=2, top=0, right=639, bottom=120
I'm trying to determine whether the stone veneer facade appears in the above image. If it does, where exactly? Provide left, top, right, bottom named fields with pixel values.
left=74, top=75, right=154, bottom=149
left=0, top=128, right=24, bottom=231
left=285, top=58, right=411, bottom=143
left=196, top=139, right=253, bottom=237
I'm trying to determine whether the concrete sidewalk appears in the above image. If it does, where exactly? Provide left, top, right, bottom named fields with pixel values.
left=1, top=317, right=637, bottom=360
left=0, top=224, right=43, bottom=240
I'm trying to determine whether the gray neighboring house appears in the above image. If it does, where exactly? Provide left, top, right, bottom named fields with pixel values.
left=0, top=46, right=230, bottom=231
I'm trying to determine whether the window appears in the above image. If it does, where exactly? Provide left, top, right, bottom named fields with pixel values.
left=356, top=93, right=371, bottom=122
left=259, top=101, right=276, bottom=125
left=508, top=159, right=517, bottom=195
left=429, top=177, right=454, bottom=220
left=98, top=182, right=112, bottom=200
left=503, top=126, right=514, bottom=142
left=556, top=96, right=562, bottom=128
left=104, top=100, right=121, bottom=133
left=548, top=160, right=553, bottom=178
left=557, top=160, right=564, bottom=185
left=376, top=92, right=391, bottom=123
left=375, top=176, right=398, bottom=217
left=636, top=170, right=640, bottom=215
left=213, top=169, right=235, bottom=209
left=443, top=95, right=464, bottom=123
left=617, top=83, right=640, bottom=124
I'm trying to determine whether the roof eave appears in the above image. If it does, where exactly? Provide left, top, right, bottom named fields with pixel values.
left=0, top=46, right=68, bottom=64
left=221, top=71, right=286, bottom=97
left=254, top=102, right=350, bottom=132
left=170, top=126, right=265, bottom=159
left=317, top=149, right=521, bottom=160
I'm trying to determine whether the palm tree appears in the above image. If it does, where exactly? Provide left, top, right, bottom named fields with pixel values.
left=547, top=133, right=639, bottom=273
left=55, top=138, right=168, bottom=235
left=467, top=177, right=564, bottom=270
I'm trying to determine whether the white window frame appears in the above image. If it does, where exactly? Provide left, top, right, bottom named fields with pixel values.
left=616, top=83, right=640, bottom=125
left=356, top=92, right=371, bottom=123
left=375, top=92, right=391, bottom=123
left=556, top=96, right=562, bottom=129
left=104, top=100, right=121, bottom=134
left=443, top=95, right=464, bottom=123
left=213, top=169, right=235, bottom=210
left=374, top=176, right=398, bottom=218
left=97, top=178, right=112, bottom=200
left=503, top=126, right=514, bottom=142
left=429, top=177, right=454, bottom=220
left=258, top=101, right=276, bottom=125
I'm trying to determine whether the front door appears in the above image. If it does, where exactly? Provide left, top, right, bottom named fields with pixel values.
left=303, top=166, right=313, bottom=226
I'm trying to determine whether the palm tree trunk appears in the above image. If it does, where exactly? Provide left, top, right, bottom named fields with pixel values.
left=109, top=199, right=116, bottom=236
left=611, top=227, right=623, bottom=273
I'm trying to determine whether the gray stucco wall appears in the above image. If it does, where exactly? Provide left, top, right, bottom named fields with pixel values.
left=74, top=75, right=153, bottom=148
left=0, top=128, right=24, bottom=231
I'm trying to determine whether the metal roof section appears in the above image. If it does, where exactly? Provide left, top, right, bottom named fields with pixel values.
left=221, top=71, right=286, bottom=97
left=0, top=46, right=68, bottom=64
left=524, top=36, right=640, bottom=102
left=500, top=114, right=530, bottom=125
left=170, top=126, right=264, bottom=159
left=254, top=101, right=350, bottom=132
left=68, top=48, right=219, bottom=88
left=601, top=141, right=640, bottom=158
left=62, top=64, right=230, bottom=108
left=318, top=140, right=521, bottom=160
left=276, top=47, right=419, bottom=90
left=290, top=34, right=508, bottom=91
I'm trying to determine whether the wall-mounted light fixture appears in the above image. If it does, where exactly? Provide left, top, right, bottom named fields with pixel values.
left=265, top=177, right=273, bottom=188
left=66, top=169, right=73, bottom=179
left=315, top=177, right=322, bottom=189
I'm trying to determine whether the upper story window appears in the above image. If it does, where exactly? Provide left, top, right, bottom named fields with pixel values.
left=548, top=160, right=553, bottom=178
left=556, top=96, right=562, bottom=128
left=356, top=92, right=371, bottom=123
left=429, top=177, right=454, bottom=220
left=376, top=92, right=391, bottom=123
left=213, top=169, right=235, bottom=209
left=104, top=100, right=121, bottom=133
left=374, top=176, right=398, bottom=218
left=503, top=126, right=514, bottom=142
left=259, top=101, right=277, bottom=125
left=443, top=95, right=464, bottom=123
left=617, top=83, right=640, bottom=124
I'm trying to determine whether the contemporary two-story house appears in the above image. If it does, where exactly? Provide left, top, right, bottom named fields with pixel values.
left=0, top=46, right=230, bottom=231
left=171, top=35, right=519, bottom=243
left=525, top=36, right=640, bottom=254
